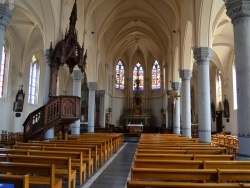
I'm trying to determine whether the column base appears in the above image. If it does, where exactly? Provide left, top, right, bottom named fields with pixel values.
left=238, top=137, right=250, bottom=157
left=182, top=128, right=191, bottom=138
left=88, top=125, right=94, bottom=133
left=43, top=128, right=54, bottom=141
left=173, top=127, right=180, bottom=134
left=198, top=131, right=211, bottom=143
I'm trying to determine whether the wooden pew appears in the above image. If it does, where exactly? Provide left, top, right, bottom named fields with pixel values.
left=43, top=146, right=93, bottom=176
left=0, top=161, right=62, bottom=188
left=0, top=148, right=86, bottom=185
left=130, top=168, right=250, bottom=183
left=0, top=148, right=28, bottom=155
left=7, top=154, right=76, bottom=188
left=127, top=181, right=250, bottom=188
left=135, top=153, right=235, bottom=161
left=14, top=144, right=95, bottom=175
left=27, top=150, right=86, bottom=185
left=133, top=159, right=204, bottom=169
left=22, top=140, right=104, bottom=167
left=137, top=146, right=227, bottom=154
left=204, top=161, right=250, bottom=169
left=136, top=149, right=226, bottom=155
left=0, top=174, right=29, bottom=188
left=133, top=159, right=250, bottom=170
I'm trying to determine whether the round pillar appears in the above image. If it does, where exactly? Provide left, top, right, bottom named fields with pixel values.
left=179, top=69, right=192, bottom=137
left=193, top=47, right=213, bottom=143
left=226, top=0, right=250, bottom=157
left=171, top=82, right=181, bottom=134
left=87, top=82, right=98, bottom=132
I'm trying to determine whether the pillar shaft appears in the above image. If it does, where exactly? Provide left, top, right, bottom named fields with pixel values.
left=88, top=82, right=97, bottom=132
left=71, top=70, right=84, bottom=135
left=166, top=90, right=173, bottom=129
left=179, top=69, right=192, bottom=137
left=226, top=0, right=250, bottom=157
left=98, top=90, right=105, bottom=128
left=194, top=47, right=213, bottom=143
left=171, top=82, right=181, bottom=134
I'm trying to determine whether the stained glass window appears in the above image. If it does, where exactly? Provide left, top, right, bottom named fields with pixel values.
left=133, top=62, right=144, bottom=91
left=232, top=62, right=237, bottom=110
left=115, top=61, right=125, bottom=90
left=28, top=54, right=39, bottom=105
left=217, top=70, right=222, bottom=103
left=0, top=46, right=6, bottom=98
left=152, top=60, right=161, bottom=90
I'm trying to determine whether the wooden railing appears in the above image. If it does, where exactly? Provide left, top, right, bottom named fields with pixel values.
left=23, top=96, right=81, bottom=142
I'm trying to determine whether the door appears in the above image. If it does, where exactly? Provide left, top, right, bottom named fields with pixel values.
left=216, top=110, right=223, bottom=133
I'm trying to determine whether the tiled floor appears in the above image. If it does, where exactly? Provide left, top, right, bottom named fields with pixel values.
left=80, top=142, right=137, bottom=188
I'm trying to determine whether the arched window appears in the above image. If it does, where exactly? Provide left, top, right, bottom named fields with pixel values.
left=28, top=54, right=39, bottom=105
left=217, top=70, right=222, bottom=108
left=232, top=62, right=237, bottom=110
left=0, top=46, right=7, bottom=99
left=115, top=61, right=125, bottom=90
left=133, top=62, right=144, bottom=91
left=152, top=60, right=161, bottom=90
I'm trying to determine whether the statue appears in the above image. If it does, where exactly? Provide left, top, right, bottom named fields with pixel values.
left=133, top=74, right=143, bottom=115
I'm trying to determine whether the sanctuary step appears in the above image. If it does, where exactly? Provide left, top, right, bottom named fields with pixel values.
left=124, top=134, right=140, bottom=142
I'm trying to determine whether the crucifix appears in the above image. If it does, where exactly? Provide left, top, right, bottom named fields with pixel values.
left=168, top=90, right=181, bottom=116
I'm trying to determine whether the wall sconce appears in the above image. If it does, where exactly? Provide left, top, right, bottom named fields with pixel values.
left=107, top=107, right=112, bottom=113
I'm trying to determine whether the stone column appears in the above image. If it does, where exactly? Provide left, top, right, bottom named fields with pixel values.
left=87, top=82, right=97, bottom=132
left=98, top=90, right=105, bottom=128
left=71, top=70, right=84, bottom=135
left=171, top=82, right=181, bottom=134
left=43, top=48, right=54, bottom=140
left=0, top=3, right=11, bottom=65
left=166, top=90, right=173, bottom=129
left=226, top=0, right=250, bottom=157
left=193, top=47, right=212, bottom=143
left=179, top=70, right=192, bottom=137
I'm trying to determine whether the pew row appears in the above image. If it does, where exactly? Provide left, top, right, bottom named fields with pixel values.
left=127, top=181, right=250, bottom=188
left=0, top=148, right=86, bottom=185
left=131, top=168, right=250, bottom=183
left=133, top=159, right=250, bottom=169
left=0, top=162, right=62, bottom=188
left=0, top=174, right=29, bottom=188
left=135, top=153, right=235, bottom=161
left=7, top=154, right=76, bottom=188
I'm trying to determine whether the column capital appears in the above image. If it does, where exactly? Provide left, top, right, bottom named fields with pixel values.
left=0, top=3, right=12, bottom=30
left=98, top=90, right=105, bottom=96
left=166, top=89, right=173, bottom=96
left=171, top=82, right=181, bottom=91
left=179, top=69, right=192, bottom=80
left=4, top=0, right=15, bottom=10
left=88, top=82, right=98, bottom=91
left=193, top=47, right=213, bottom=62
left=226, top=0, right=250, bottom=23
left=71, top=70, right=84, bottom=80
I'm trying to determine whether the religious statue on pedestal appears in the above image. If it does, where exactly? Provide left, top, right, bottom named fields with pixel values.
left=133, top=73, right=143, bottom=115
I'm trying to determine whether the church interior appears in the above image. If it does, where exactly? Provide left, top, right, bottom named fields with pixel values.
left=0, top=0, right=250, bottom=187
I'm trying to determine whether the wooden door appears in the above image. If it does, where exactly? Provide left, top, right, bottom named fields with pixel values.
left=216, top=110, right=223, bottom=133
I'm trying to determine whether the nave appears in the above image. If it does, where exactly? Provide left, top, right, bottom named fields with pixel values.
left=0, top=132, right=248, bottom=188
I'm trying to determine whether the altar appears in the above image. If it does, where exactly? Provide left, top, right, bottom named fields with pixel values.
left=128, top=123, right=143, bottom=134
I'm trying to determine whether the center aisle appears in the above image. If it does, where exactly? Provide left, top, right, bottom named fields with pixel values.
left=81, top=142, right=138, bottom=188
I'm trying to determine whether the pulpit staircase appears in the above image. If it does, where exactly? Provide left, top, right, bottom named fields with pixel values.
left=22, top=96, right=81, bottom=142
